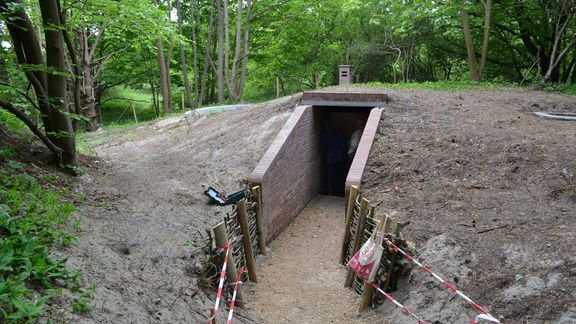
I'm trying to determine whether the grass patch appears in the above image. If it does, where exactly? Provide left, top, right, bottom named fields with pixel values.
left=100, top=87, right=157, bottom=127
left=0, top=165, right=91, bottom=322
left=356, top=80, right=521, bottom=91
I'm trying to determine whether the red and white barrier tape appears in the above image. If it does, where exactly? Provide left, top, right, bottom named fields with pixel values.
left=206, top=240, right=232, bottom=324
left=369, top=281, right=430, bottom=324
left=383, top=237, right=500, bottom=323
left=227, top=268, right=246, bottom=324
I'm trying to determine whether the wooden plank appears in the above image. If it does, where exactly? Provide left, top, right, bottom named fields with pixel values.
left=251, top=186, right=267, bottom=255
left=345, top=197, right=370, bottom=287
left=213, top=222, right=245, bottom=308
left=340, top=185, right=360, bottom=264
left=236, top=199, right=258, bottom=283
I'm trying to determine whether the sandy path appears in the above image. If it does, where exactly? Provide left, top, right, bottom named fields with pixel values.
left=246, top=196, right=388, bottom=324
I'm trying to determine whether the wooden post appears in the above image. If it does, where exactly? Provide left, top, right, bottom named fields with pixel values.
left=345, top=198, right=370, bottom=287
left=210, top=308, right=217, bottom=324
left=236, top=199, right=258, bottom=282
left=359, top=212, right=388, bottom=313
left=340, top=185, right=359, bottom=264
left=276, top=76, right=280, bottom=98
left=181, top=90, right=185, bottom=110
left=382, top=216, right=397, bottom=293
left=213, top=222, right=245, bottom=308
left=251, top=186, right=266, bottom=255
left=131, top=102, right=138, bottom=124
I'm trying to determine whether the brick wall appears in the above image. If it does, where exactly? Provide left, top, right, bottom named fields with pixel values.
left=249, top=106, right=322, bottom=243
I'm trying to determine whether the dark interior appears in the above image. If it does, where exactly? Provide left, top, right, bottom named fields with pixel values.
left=316, top=106, right=372, bottom=197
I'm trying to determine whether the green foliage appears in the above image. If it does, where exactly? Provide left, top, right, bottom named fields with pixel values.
left=0, top=147, right=14, bottom=160
left=0, top=172, right=90, bottom=322
left=0, top=110, right=31, bottom=141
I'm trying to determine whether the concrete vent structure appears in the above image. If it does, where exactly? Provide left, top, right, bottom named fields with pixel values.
left=339, top=65, right=354, bottom=85
left=249, top=92, right=389, bottom=243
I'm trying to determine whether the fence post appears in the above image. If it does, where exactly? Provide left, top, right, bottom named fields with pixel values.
left=236, top=199, right=258, bottom=282
left=251, top=186, right=267, bottom=255
left=210, top=309, right=217, bottom=324
left=340, top=185, right=360, bottom=264
left=131, top=102, right=138, bottom=123
left=345, top=197, right=370, bottom=287
left=213, top=222, right=245, bottom=308
left=382, top=217, right=398, bottom=293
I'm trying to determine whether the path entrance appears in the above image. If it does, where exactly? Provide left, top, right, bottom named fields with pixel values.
left=246, top=196, right=387, bottom=323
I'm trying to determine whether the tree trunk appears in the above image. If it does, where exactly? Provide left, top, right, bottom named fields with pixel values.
left=460, top=8, right=480, bottom=82
left=216, top=0, right=225, bottom=102
left=59, top=8, right=82, bottom=132
left=200, top=2, right=215, bottom=106
left=39, top=0, right=77, bottom=167
left=165, top=0, right=173, bottom=108
left=479, top=0, right=492, bottom=81
left=540, top=12, right=576, bottom=86
left=238, top=0, right=251, bottom=100
left=78, top=29, right=100, bottom=131
left=224, top=0, right=230, bottom=97
left=190, top=0, right=200, bottom=108
left=229, top=0, right=244, bottom=100
left=177, top=0, right=193, bottom=109
left=153, top=0, right=171, bottom=113
left=157, top=36, right=171, bottom=113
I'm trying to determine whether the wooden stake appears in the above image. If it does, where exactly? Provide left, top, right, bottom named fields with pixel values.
left=210, top=308, right=217, bottom=324
left=181, top=90, right=185, bottom=110
left=276, top=76, right=280, bottom=98
left=213, top=222, right=245, bottom=308
left=131, top=102, right=138, bottom=124
left=340, top=185, right=359, bottom=264
left=359, top=281, right=373, bottom=313
left=345, top=197, right=370, bottom=287
left=251, top=186, right=266, bottom=255
left=236, top=199, right=258, bottom=282
left=382, top=216, right=397, bottom=293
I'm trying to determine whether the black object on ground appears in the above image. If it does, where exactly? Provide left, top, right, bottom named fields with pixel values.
left=204, top=186, right=251, bottom=206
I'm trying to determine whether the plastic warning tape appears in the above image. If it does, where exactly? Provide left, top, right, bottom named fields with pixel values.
left=206, top=240, right=232, bottom=324
left=227, top=268, right=246, bottom=324
left=383, top=238, right=500, bottom=323
left=370, top=281, right=430, bottom=324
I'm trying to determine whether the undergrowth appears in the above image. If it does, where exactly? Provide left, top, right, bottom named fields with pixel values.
left=0, top=149, right=91, bottom=322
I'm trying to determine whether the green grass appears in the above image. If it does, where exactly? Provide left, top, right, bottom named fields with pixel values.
left=0, top=161, right=91, bottom=322
left=356, top=80, right=521, bottom=91
left=100, top=87, right=158, bottom=127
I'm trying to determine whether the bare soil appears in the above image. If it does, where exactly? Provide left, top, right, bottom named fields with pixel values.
left=352, top=87, right=576, bottom=323
left=247, top=196, right=374, bottom=324
left=29, top=87, right=575, bottom=323
left=48, top=95, right=300, bottom=323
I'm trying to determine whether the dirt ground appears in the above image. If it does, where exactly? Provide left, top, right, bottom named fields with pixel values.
left=46, top=94, right=301, bottom=323
left=247, top=196, right=398, bottom=324
left=348, top=87, right=576, bottom=323
left=20, top=87, right=574, bottom=323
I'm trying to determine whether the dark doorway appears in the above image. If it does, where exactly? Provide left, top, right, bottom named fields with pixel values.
left=317, top=106, right=372, bottom=197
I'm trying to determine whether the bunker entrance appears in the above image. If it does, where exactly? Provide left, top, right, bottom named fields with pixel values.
left=317, top=106, right=372, bottom=197
left=249, top=91, right=388, bottom=242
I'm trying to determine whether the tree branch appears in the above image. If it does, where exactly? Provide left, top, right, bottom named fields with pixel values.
left=0, top=100, right=62, bottom=162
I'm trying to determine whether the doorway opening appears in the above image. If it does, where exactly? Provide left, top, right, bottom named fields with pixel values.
left=317, top=106, right=372, bottom=197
